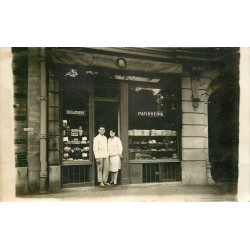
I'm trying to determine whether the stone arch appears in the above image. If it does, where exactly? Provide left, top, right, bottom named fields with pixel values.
left=204, top=72, right=239, bottom=183
left=203, top=78, right=223, bottom=184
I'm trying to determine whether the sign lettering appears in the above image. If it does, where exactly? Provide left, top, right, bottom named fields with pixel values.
left=66, top=110, right=86, bottom=116
left=137, top=111, right=165, bottom=117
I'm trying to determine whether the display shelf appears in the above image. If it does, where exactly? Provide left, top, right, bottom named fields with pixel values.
left=128, top=135, right=177, bottom=137
left=141, top=150, right=176, bottom=152
left=129, top=149, right=176, bottom=152
left=62, top=122, right=90, bottom=161
left=129, top=159, right=181, bottom=164
left=62, top=160, right=92, bottom=166
left=129, top=132, right=178, bottom=161
left=129, top=143, right=170, bottom=147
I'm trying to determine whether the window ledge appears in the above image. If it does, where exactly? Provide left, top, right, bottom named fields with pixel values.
left=129, top=159, right=181, bottom=164
left=62, top=160, right=92, bottom=166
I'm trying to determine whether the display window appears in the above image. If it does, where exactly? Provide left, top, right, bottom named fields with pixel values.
left=128, top=79, right=180, bottom=161
left=61, top=72, right=90, bottom=163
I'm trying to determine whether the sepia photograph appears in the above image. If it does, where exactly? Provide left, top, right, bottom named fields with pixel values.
left=1, top=47, right=245, bottom=201
left=0, top=2, right=250, bottom=250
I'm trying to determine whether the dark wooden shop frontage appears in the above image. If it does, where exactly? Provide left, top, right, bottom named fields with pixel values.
left=13, top=47, right=239, bottom=194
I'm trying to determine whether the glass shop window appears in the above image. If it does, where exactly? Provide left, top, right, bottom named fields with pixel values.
left=61, top=75, right=89, bottom=163
left=128, top=81, right=180, bottom=161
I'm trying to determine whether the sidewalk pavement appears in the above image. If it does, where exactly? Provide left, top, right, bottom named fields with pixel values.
left=15, top=182, right=238, bottom=202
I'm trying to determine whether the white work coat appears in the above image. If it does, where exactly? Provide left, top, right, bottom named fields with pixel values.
left=93, top=134, right=109, bottom=159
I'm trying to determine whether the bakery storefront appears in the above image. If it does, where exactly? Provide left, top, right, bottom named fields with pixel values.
left=52, top=49, right=182, bottom=188
left=14, top=47, right=239, bottom=194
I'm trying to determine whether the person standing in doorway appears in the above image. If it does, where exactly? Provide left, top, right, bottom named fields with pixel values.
left=108, top=129, right=123, bottom=185
left=93, top=125, right=110, bottom=187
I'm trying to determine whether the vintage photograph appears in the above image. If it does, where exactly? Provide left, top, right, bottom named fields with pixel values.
left=6, top=47, right=241, bottom=201
left=0, top=3, right=250, bottom=250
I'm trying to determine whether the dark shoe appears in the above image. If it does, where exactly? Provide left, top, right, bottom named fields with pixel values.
left=109, top=181, right=114, bottom=185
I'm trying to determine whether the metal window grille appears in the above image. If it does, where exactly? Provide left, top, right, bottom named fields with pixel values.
left=62, top=165, right=91, bottom=184
left=143, top=163, right=181, bottom=183
left=162, top=163, right=182, bottom=182
left=143, top=163, right=160, bottom=183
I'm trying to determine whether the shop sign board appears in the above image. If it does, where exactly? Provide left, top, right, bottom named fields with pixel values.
left=66, top=110, right=86, bottom=116
left=51, top=49, right=183, bottom=74
left=137, top=111, right=165, bottom=117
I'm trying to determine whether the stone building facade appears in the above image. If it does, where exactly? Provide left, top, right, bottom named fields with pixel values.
left=13, top=47, right=239, bottom=195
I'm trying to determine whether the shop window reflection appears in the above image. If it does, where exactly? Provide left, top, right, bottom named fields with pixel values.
left=128, top=83, right=179, bottom=161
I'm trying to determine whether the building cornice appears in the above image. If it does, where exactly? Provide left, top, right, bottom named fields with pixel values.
left=80, top=47, right=238, bottom=62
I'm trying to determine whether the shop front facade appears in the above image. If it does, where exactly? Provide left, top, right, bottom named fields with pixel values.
left=14, top=47, right=239, bottom=195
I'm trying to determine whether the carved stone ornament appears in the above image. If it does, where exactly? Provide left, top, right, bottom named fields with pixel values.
left=116, top=58, right=127, bottom=69
left=191, top=77, right=201, bottom=110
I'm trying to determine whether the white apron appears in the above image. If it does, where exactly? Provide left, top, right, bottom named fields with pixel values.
left=109, top=155, right=121, bottom=172
left=108, top=136, right=123, bottom=172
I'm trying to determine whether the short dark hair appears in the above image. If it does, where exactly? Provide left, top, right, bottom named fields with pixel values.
left=110, top=128, right=116, bottom=133
left=98, top=124, right=105, bottom=129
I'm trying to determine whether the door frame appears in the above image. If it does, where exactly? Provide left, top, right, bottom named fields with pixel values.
left=92, top=84, right=121, bottom=184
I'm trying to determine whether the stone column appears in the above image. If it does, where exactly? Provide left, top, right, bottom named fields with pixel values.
left=27, top=48, right=41, bottom=193
left=39, top=48, right=48, bottom=193
left=181, top=75, right=207, bottom=185
left=120, top=83, right=129, bottom=184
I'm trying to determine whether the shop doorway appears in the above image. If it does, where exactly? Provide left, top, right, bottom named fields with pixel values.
left=208, top=78, right=239, bottom=183
left=94, top=101, right=119, bottom=136
left=94, top=100, right=120, bottom=184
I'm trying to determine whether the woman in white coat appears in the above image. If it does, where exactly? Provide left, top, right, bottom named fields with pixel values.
left=108, top=129, right=123, bottom=185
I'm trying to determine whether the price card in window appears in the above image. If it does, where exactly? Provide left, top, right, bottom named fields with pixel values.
left=63, top=137, right=68, bottom=141
left=82, top=137, right=87, bottom=141
left=82, top=153, right=88, bottom=158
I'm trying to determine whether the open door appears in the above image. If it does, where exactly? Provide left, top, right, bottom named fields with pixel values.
left=94, top=100, right=120, bottom=184
left=94, top=101, right=119, bottom=137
